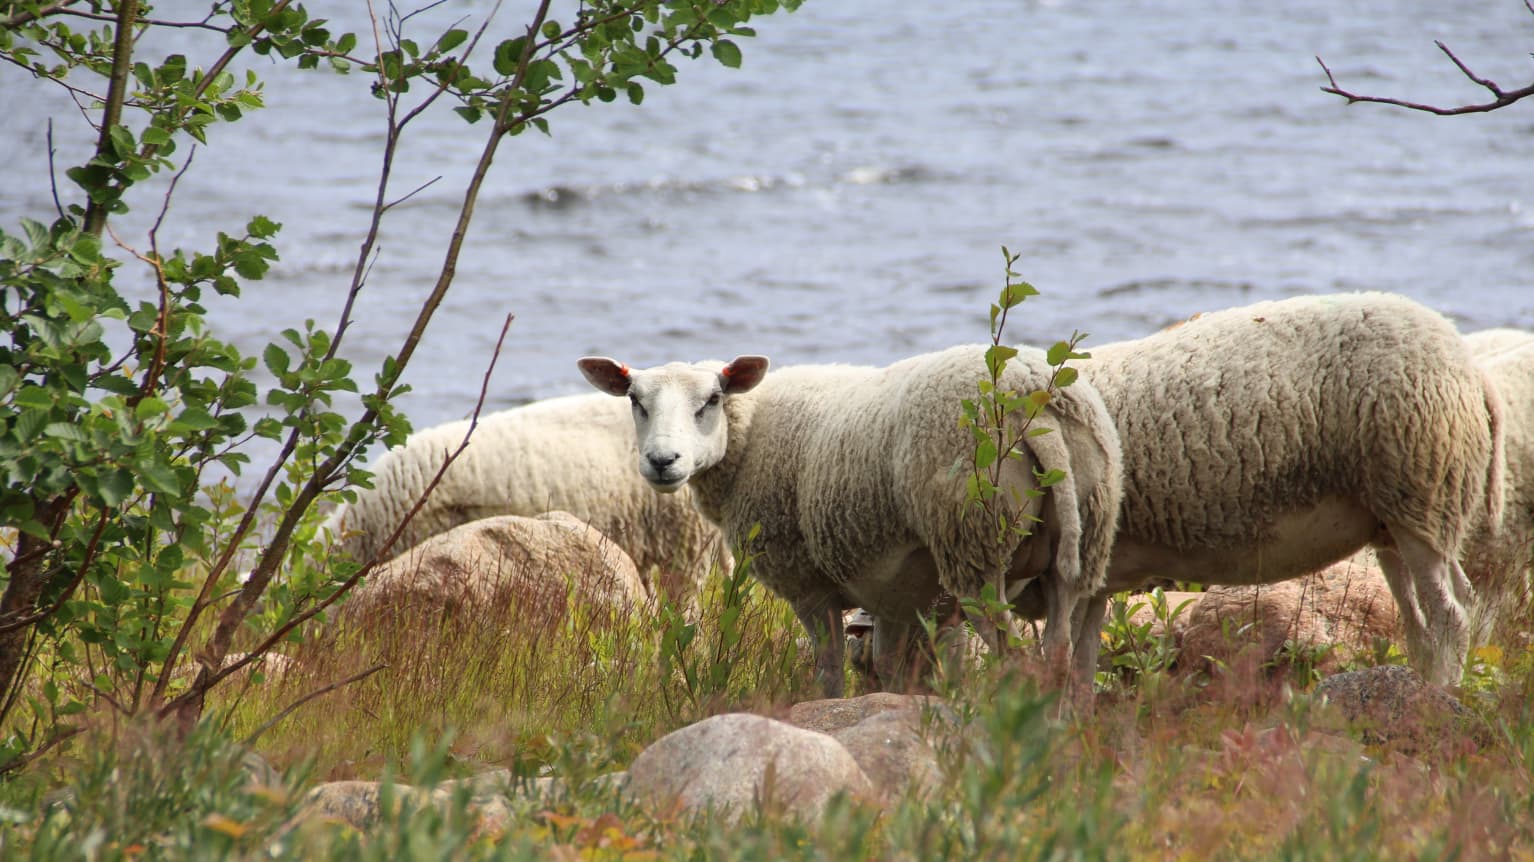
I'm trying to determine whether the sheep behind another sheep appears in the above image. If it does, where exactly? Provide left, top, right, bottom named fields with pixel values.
left=325, top=394, right=730, bottom=603
left=1038, top=292, right=1505, bottom=686
left=1464, top=328, right=1534, bottom=637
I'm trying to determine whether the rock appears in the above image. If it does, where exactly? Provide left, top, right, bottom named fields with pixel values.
left=624, top=713, right=873, bottom=823
left=788, top=692, right=939, bottom=735
left=241, top=750, right=282, bottom=789
left=341, top=512, right=646, bottom=622
left=789, top=694, right=955, bottom=806
left=1180, top=553, right=1400, bottom=674
left=830, top=709, right=942, bottom=803
left=1315, top=665, right=1490, bottom=756
left=295, top=781, right=421, bottom=830
left=295, top=777, right=520, bottom=832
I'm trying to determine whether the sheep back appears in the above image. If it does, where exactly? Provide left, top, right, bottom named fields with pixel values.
left=1085, top=292, right=1500, bottom=558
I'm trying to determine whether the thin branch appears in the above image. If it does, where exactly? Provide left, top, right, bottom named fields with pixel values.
left=0, top=0, right=81, bottom=28
left=45, top=8, right=227, bottom=31
left=1317, top=29, right=1534, bottom=116
left=45, top=120, right=64, bottom=220
left=381, top=174, right=443, bottom=213
left=0, top=726, right=84, bottom=778
left=0, top=509, right=110, bottom=635
left=242, top=662, right=387, bottom=746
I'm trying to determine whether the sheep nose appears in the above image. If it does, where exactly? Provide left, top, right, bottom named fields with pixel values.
left=647, top=451, right=680, bottom=471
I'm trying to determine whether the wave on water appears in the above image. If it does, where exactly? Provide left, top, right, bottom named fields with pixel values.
left=514, top=163, right=938, bottom=210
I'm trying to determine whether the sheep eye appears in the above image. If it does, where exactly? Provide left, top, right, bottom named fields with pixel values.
left=695, top=393, right=720, bottom=419
left=629, top=394, right=647, bottom=419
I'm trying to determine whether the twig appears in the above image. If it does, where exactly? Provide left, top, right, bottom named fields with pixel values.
left=381, top=175, right=443, bottom=212
left=1317, top=22, right=1534, bottom=116
left=242, top=662, right=387, bottom=746
left=0, top=726, right=84, bottom=777
left=46, top=120, right=64, bottom=220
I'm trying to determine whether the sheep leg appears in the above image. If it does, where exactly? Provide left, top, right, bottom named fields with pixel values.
left=792, top=594, right=847, bottom=698
left=869, top=617, right=935, bottom=693
left=1391, top=530, right=1472, bottom=686
left=1068, top=591, right=1108, bottom=703
left=1037, top=576, right=1078, bottom=687
left=1374, top=542, right=1431, bottom=662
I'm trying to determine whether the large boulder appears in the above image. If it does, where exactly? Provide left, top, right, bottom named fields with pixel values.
left=623, top=713, right=873, bottom=823
left=341, top=512, right=646, bottom=622
left=1180, top=553, right=1400, bottom=674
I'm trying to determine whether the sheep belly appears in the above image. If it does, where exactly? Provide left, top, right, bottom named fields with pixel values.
left=838, top=544, right=949, bottom=622
left=1104, top=495, right=1380, bottom=589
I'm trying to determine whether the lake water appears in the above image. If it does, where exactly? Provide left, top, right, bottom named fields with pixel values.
left=3, top=0, right=1532, bottom=455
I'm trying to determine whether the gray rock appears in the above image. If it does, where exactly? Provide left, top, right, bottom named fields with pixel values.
left=294, top=776, right=531, bottom=833
left=296, top=781, right=416, bottom=830
left=788, top=692, right=943, bottom=735
left=830, top=709, right=942, bottom=804
left=624, top=713, right=873, bottom=823
left=1315, top=665, right=1489, bottom=756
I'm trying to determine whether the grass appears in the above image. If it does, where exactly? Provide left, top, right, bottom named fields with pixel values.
left=3, top=546, right=1534, bottom=859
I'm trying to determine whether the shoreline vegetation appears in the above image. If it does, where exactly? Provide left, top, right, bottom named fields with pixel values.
left=3, top=534, right=1532, bottom=858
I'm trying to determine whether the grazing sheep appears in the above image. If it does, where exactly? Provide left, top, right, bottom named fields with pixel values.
left=578, top=345, right=1124, bottom=697
left=1027, top=292, right=1504, bottom=687
left=325, top=394, right=730, bottom=603
left=1463, top=327, right=1534, bottom=635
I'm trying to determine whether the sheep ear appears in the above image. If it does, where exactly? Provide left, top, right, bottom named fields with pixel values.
left=721, top=355, right=769, bottom=394
left=578, top=357, right=632, bottom=396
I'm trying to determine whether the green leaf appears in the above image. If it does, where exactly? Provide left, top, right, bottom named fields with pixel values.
left=1046, top=341, right=1073, bottom=367
left=96, top=468, right=134, bottom=507
left=43, top=422, right=87, bottom=442
left=263, top=343, right=289, bottom=377
left=493, top=37, right=527, bottom=76
left=1055, top=366, right=1078, bottom=387
left=711, top=39, right=742, bottom=68
left=107, top=125, right=135, bottom=159
left=984, top=344, right=1017, bottom=379
left=999, top=280, right=1038, bottom=309
left=975, top=438, right=997, bottom=471
left=136, top=460, right=182, bottom=496
left=436, top=28, right=468, bottom=54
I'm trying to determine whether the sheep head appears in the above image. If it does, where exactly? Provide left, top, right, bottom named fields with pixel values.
left=578, top=355, right=769, bottom=491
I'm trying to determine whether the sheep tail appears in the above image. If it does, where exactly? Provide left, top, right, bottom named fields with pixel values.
left=1480, top=364, right=1508, bottom=532
left=1021, top=421, right=1085, bottom=590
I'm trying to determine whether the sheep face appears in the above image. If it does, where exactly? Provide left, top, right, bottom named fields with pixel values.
left=578, top=356, right=769, bottom=492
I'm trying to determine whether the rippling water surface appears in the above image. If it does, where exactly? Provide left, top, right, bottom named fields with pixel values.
left=3, top=0, right=1532, bottom=448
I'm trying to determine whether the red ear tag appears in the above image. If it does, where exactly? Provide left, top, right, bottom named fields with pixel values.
left=721, top=365, right=734, bottom=378
left=619, top=363, right=631, bottom=377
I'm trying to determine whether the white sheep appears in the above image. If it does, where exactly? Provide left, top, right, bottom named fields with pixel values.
left=1021, top=292, right=1505, bottom=687
left=578, top=345, right=1124, bottom=697
left=325, top=394, right=731, bottom=603
left=1463, top=327, right=1534, bottom=635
